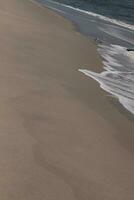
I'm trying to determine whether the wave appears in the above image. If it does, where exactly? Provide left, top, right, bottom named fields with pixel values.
left=47, top=0, right=134, bottom=31
left=79, top=44, right=134, bottom=115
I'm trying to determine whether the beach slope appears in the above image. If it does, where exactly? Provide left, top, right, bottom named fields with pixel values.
left=0, top=0, right=134, bottom=199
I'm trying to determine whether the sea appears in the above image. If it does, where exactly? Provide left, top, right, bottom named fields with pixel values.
left=35, top=0, right=134, bottom=115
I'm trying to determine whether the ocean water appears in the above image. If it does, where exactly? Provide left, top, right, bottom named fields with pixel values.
left=35, top=0, right=134, bottom=115
left=52, top=0, right=134, bottom=25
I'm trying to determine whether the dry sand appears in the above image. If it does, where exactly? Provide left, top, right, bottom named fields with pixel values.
left=0, top=0, right=134, bottom=199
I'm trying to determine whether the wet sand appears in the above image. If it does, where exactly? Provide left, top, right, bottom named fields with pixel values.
left=0, top=0, right=134, bottom=199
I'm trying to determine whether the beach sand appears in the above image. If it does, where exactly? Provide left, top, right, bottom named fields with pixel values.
left=0, top=0, right=134, bottom=199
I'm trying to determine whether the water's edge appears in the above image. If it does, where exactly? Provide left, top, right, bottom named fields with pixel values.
left=33, top=0, right=134, bottom=116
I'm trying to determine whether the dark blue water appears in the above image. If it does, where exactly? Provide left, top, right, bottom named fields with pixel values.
left=52, top=0, right=134, bottom=25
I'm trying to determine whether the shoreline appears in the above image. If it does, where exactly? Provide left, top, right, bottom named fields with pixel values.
left=1, top=0, right=134, bottom=199
left=32, top=0, right=134, bottom=117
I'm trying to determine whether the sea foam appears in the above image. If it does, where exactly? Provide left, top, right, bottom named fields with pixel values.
left=79, top=44, right=134, bottom=115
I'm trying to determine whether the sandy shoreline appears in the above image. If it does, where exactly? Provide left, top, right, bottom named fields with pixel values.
left=0, top=0, right=134, bottom=199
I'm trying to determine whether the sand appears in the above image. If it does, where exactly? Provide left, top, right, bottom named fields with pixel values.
left=0, top=0, right=134, bottom=199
